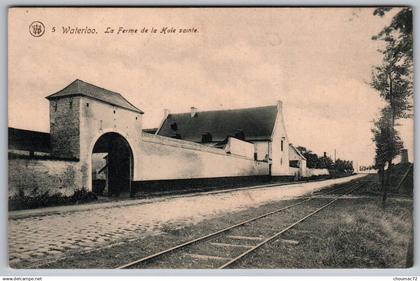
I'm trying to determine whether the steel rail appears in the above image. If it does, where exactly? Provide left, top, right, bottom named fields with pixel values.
left=116, top=198, right=311, bottom=269
left=218, top=182, right=363, bottom=269
left=116, top=180, right=359, bottom=269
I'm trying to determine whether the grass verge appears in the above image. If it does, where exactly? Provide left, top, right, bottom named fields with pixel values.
left=234, top=197, right=412, bottom=268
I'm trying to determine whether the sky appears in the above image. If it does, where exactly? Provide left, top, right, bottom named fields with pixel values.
left=8, top=8, right=414, bottom=167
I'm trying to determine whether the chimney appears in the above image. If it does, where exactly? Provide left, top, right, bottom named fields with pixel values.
left=400, top=149, right=409, bottom=163
left=191, top=107, right=198, bottom=118
left=164, top=108, right=170, bottom=119
left=277, top=100, right=283, bottom=110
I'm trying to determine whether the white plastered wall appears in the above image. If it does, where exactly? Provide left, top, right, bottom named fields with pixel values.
left=270, top=101, right=290, bottom=176
left=77, top=97, right=143, bottom=191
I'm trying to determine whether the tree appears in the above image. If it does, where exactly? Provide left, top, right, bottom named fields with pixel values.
left=371, top=108, right=403, bottom=205
left=372, top=8, right=413, bottom=68
left=335, top=159, right=354, bottom=173
left=296, top=146, right=319, bottom=168
left=296, top=146, right=350, bottom=172
left=319, top=155, right=334, bottom=170
left=370, top=7, right=413, bottom=205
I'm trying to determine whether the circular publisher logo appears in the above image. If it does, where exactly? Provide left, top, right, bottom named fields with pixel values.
left=29, top=21, right=45, bottom=37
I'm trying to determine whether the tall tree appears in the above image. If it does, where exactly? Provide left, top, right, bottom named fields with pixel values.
left=370, top=7, right=413, bottom=204
left=371, top=108, right=403, bottom=205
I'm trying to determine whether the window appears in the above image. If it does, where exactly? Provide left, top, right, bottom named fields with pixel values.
left=201, top=132, right=212, bottom=143
left=86, top=103, right=89, bottom=107
left=69, top=100, right=73, bottom=109
left=290, top=160, right=300, bottom=168
left=281, top=140, right=284, bottom=151
left=170, top=122, right=178, bottom=131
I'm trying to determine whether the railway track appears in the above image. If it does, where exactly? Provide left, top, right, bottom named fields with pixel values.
left=117, top=179, right=365, bottom=269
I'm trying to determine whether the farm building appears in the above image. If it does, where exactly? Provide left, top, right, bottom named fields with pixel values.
left=155, top=102, right=290, bottom=176
left=289, top=144, right=307, bottom=178
left=8, top=79, right=328, bottom=199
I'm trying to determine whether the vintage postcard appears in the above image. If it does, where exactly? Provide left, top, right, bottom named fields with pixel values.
left=8, top=7, right=413, bottom=269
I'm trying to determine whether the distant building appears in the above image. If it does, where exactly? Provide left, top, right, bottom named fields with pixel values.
left=288, top=144, right=307, bottom=177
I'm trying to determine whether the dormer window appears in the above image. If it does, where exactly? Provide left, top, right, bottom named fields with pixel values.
left=170, top=122, right=178, bottom=131
left=201, top=132, right=212, bottom=143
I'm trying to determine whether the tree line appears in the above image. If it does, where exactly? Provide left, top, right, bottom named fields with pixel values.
left=295, top=146, right=354, bottom=173
left=370, top=7, right=413, bottom=206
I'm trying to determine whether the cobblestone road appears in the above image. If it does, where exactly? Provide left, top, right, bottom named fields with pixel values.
left=8, top=175, right=364, bottom=267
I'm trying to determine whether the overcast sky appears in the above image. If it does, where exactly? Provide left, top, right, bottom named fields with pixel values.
left=8, top=8, right=413, bottom=167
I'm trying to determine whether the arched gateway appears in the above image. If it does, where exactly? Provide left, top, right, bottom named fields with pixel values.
left=46, top=79, right=143, bottom=195
left=91, top=132, right=133, bottom=196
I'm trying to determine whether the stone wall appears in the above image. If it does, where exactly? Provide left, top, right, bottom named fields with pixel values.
left=140, top=133, right=269, bottom=181
left=49, top=96, right=81, bottom=159
left=306, top=168, right=329, bottom=177
left=8, top=158, right=82, bottom=199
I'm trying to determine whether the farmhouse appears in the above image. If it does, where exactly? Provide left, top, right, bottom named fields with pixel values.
left=8, top=79, right=327, bottom=199
left=155, top=103, right=290, bottom=176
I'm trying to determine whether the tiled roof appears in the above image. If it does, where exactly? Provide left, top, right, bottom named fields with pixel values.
left=46, top=79, right=143, bottom=114
left=8, top=127, right=51, bottom=152
left=157, top=105, right=278, bottom=142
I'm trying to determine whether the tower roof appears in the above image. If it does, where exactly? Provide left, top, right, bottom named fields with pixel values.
left=46, top=79, right=143, bottom=114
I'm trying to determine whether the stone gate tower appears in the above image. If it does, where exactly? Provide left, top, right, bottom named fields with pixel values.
left=46, top=79, right=144, bottom=192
